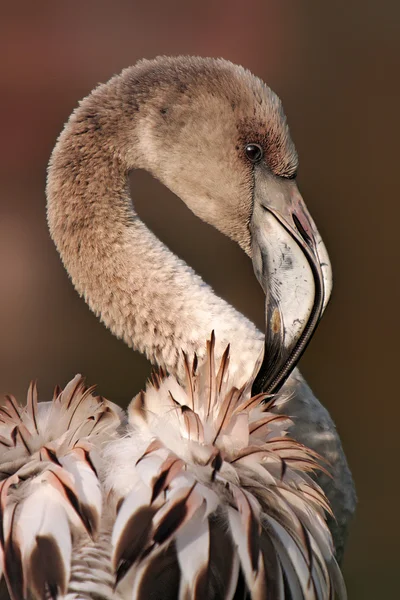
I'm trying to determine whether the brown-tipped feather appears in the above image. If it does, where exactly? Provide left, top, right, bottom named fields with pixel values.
left=152, top=484, right=197, bottom=546
left=150, top=456, right=185, bottom=503
left=26, top=381, right=39, bottom=435
left=182, top=351, right=195, bottom=410
left=15, top=427, right=31, bottom=455
left=4, top=506, right=24, bottom=600
left=114, top=506, right=156, bottom=585
left=208, top=517, right=239, bottom=599
left=212, top=387, right=237, bottom=444
left=3, top=396, right=22, bottom=423
left=215, top=343, right=230, bottom=395
left=52, top=385, right=61, bottom=402
left=206, top=331, right=216, bottom=417
left=28, top=535, right=67, bottom=599
left=134, top=544, right=180, bottom=600
left=182, top=405, right=204, bottom=443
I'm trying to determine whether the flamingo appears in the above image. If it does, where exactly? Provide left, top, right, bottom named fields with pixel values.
left=0, top=56, right=355, bottom=598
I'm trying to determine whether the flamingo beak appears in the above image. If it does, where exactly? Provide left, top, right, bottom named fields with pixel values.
left=250, top=169, right=333, bottom=395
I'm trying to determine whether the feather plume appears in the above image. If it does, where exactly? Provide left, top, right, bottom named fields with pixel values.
left=105, top=337, right=346, bottom=599
left=0, top=375, right=122, bottom=600
left=0, top=342, right=347, bottom=598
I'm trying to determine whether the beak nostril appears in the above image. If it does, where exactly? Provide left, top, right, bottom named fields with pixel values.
left=292, top=213, right=312, bottom=246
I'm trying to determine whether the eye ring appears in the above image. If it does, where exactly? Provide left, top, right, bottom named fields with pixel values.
left=245, top=143, right=263, bottom=163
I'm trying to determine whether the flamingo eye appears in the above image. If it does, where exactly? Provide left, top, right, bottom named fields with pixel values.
left=245, top=143, right=263, bottom=163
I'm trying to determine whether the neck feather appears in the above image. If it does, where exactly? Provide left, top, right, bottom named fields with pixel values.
left=46, top=69, right=262, bottom=383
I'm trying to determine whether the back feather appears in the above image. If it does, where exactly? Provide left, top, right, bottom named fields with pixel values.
left=0, top=338, right=347, bottom=599
left=104, top=335, right=347, bottom=599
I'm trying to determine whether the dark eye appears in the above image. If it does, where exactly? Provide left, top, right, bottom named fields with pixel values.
left=245, top=143, right=263, bottom=163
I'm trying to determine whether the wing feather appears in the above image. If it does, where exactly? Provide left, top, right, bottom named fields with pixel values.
left=131, top=543, right=180, bottom=600
left=176, top=504, right=209, bottom=599
left=208, top=517, right=240, bottom=600
left=265, top=514, right=316, bottom=599
left=60, top=448, right=102, bottom=537
left=227, top=486, right=267, bottom=598
left=14, top=487, right=72, bottom=600
left=3, top=506, right=24, bottom=600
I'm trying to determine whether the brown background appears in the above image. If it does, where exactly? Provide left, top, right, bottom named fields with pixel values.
left=0, top=2, right=398, bottom=597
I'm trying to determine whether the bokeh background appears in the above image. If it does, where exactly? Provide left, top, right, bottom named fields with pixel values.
left=1, top=2, right=399, bottom=597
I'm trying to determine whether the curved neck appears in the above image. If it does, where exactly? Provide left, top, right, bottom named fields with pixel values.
left=46, top=72, right=262, bottom=383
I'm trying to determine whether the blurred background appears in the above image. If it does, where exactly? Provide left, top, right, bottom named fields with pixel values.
left=0, top=1, right=398, bottom=597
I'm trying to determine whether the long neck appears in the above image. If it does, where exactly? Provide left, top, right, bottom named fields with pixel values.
left=46, top=72, right=262, bottom=384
